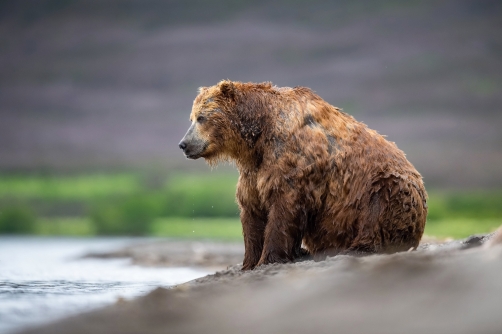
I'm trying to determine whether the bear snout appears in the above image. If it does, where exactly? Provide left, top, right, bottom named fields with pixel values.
left=178, top=139, right=198, bottom=158
left=179, top=124, right=208, bottom=159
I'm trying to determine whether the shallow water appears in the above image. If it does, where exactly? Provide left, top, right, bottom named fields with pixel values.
left=0, top=236, right=211, bottom=334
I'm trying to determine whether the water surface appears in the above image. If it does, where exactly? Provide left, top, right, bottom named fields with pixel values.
left=0, top=237, right=211, bottom=333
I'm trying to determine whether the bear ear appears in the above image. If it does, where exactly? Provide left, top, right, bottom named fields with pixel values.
left=218, top=80, right=236, bottom=100
left=198, top=86, right=208, bottom=94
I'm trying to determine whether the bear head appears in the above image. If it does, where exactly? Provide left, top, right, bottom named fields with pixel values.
left=179, top=80, right=268, bottom=165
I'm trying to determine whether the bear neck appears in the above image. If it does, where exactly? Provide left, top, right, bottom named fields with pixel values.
left=234, top=143, right=264, bottom=173
left=231, top=95, right=273, bottom=172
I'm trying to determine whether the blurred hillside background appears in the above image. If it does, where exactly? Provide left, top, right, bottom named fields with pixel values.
left=0, top=0, right=501, bottom=238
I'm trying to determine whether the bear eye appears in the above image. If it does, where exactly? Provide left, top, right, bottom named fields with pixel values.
left=196, top=115, right=206, bottom=123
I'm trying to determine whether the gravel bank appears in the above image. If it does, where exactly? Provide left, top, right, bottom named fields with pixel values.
left=20, top=230, right=502, bottom=334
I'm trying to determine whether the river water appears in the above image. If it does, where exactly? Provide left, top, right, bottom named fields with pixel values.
left=0, top=237, right=212, bottom=334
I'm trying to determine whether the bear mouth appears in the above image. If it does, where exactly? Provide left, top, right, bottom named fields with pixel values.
left=182, top=141, right=209, bottom=160
left=184, top=152, right=201, bottom=159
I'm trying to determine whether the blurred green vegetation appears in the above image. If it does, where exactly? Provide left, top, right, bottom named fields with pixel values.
left=0, top=174, right=141, bottom=200
left=426, top=191, right=502, bottom=220
left=424, top=218, right=501, bottom=240
left=90, top=195, right=158, bottom=236
left=151, top=217, right=242, bottom=240
left=0, top=172, right=239, bottom=236
left=35, top=217, right=95, bottom=236
left=31, top=217, right=243, bottom=240
left=0, top=172, right=501, bottom=239
left=423, top=190, right=502, bottom=239
left=0, top=206, right=36, bottom=234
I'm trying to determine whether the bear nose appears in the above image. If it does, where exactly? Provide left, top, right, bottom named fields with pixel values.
left=179, top=141, right=187, bottom=150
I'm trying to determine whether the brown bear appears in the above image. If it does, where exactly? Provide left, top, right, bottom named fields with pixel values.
left=179, top=80, right=428, bottom=270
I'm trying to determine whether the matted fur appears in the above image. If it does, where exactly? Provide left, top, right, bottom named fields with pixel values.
left=180, top=80, right=428, bottom=270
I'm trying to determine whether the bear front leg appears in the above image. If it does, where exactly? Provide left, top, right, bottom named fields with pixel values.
left=256, top=201, right=305, bottom=267
left=241, top=208, right=266, bottom=270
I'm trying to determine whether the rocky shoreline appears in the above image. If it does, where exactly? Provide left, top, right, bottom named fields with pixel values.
left=20, top=229, right=502, bottom=334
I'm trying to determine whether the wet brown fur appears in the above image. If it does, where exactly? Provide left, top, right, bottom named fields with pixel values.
left=185, top=80, right=428, bottom=270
